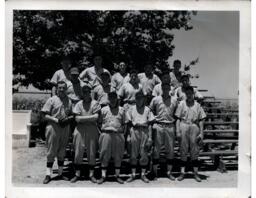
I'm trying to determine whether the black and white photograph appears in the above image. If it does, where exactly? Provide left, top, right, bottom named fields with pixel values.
left=5, top=1, right=251, bottom=198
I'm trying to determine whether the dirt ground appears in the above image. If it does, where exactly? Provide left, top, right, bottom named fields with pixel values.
left=11, top=139, right=237, bottom=188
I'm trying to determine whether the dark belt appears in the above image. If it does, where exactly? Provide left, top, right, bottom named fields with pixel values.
left=102, top=130, right=122, bottom=134
left=132, top=125, right=148, bottom=129
left=156, top=121, right=174, bottom=127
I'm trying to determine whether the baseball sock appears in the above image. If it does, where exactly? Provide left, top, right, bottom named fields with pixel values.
left=167, top=165, right=173, bottom=175
left=101, top=168, right=107, bottom=178
left=58, top=160, right=64, bottom=176
left=180, top=166, right=185, bottom=174
left=131, top=168, right=136, bottom=177
left=115, top=168, right=120, bottom=177
left=74, top=164, right=81, bottom=177
left=46, top=162, right=54, bottom=176
left=167, top=159, right=174, bottom=175
left=89, top=166, right=95, bottom=178
left=141, top=168, right=146, bottom=176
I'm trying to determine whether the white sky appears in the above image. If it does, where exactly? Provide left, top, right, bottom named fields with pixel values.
left=170, top=11, right=239, bottom=99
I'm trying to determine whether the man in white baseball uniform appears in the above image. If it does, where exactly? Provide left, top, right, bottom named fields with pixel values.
left=70, top=83, right=101, bottom=183
left=41, top=81, right=73, bottom=184
left=97, top=92, right=126, bottom=184
left=138, top=64, right=161, bottom=105
left=111, top=62, right=130, bottom=92
left=150, top=82, right=178, bottom=180
left=126, top=91, right=155, bottom=183
left=175, top=86, right=206, bottom=182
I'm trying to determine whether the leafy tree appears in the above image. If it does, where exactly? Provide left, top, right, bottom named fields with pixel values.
left=13, top=10, right=196, bottom=90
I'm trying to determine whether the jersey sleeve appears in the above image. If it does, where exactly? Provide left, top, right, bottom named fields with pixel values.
left=198, top=105, right=207, bottom=120
left=175, top=102, right=184, bottom=119
left=41, top=97, right=53, bottom=115
left=79, top=68, right=89, bottom=82
left=155, top=75, right=161, bottom=85
left=149, top=97, right=156, bottom=113
left=125, top=108, right=132, bottom=124
left=92, top=101, right=101, bottom=114
left=152, top=86, right=158, bottom=97
left=50, top=71, right=59, bottom=85
left=118, top=84, right=125, bottom=98
left=73, top=102, right=82, bottom=115
left=110, top=75, right=117, bottom=91
left=147, top=108, right=155, bottom=123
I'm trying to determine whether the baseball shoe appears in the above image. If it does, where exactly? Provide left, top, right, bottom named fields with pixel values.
left=43, top=175, right=51, bottom=184
left=167, top=173, right=176, bottom=181
left=116, top=176, right=124, bottom=184
left=141, top=175, right=149, bottom=183
left=90, top=176, right=97, bottom=183
left=194, top=173, right=201, bottom=182
left=177, top=173, right=185, bottom=181
left=70, top=176, right=80, bottom=183
left=97, top=177, right=106, bottom=184
left=126, top=175, right=135, bottom=183
left=55, top=175, right=69, bottom=181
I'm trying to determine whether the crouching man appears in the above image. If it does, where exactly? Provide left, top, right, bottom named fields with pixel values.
left=175, top=86, right=206, bottom=182
left=41, top=81, right=73, bottom=184
left=97, top=92, right=126, bottom=184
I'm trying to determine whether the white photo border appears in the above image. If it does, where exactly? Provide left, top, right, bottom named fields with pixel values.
left=5, top=1, right=251, bottom=198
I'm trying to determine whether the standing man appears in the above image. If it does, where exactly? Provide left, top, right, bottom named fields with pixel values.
left=70, top=84, right=101, bottom=183
left=152, top=71, right=176, bottom=97
left=111, top=62, right=130, bottom=92
left=169, top=59, right=183, bottom=88
left=97, top=92, right=126, bottom=184
left=175, top=75, right=203, bottom=102
left=138, top=64, right=161, bottom=105
left=126, top=91, right=155, bottom=183
left=175, top=86, right=206, bottom=182
left=118, top=69, right=144, bottom=112
left=79, top=54, right=111, bottom=88
left=66, top=67, right=83, bottom=107
left=92, top=72, right=112, bottom=108
left=149, top=83, right=178, bottom=180
left=41, top=81, right=73, bottom=184
left=50, top=55, right=72, bottom=95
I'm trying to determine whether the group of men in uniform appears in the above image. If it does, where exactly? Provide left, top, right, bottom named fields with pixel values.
left=41, top=54, right=206, bottom=185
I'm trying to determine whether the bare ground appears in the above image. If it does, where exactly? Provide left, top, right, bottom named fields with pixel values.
left=12, top=139, right=237, bottom=188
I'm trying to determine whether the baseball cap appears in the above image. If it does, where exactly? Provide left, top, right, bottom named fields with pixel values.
left=70, top=67, right=80, bottom=75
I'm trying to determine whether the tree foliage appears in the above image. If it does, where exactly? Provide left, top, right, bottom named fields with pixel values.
left=13, top=10, right=196, bottom=90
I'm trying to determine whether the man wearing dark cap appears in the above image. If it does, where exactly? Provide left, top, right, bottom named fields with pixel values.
left=97, top=91, right=126, bottom=184
left=70, top=83, right=101, bottom=183
left=125, top=90, right=155, bottom=183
